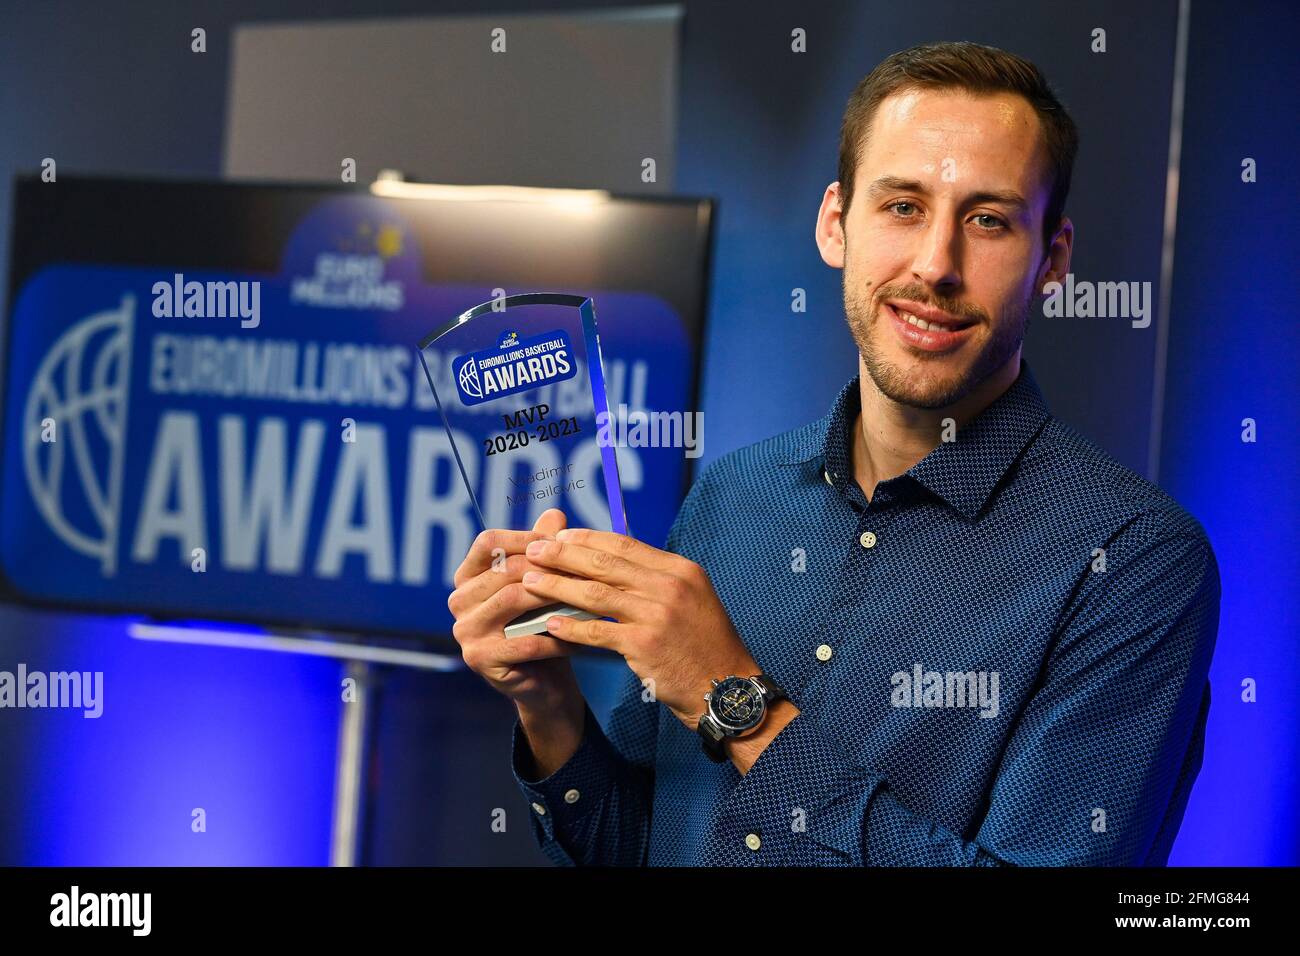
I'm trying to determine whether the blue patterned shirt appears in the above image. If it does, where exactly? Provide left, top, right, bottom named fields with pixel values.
left=511, top=360, right=1220, bottom=866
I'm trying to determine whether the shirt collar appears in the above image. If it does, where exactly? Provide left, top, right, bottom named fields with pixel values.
left=778, top=359, right=1052, bottom=520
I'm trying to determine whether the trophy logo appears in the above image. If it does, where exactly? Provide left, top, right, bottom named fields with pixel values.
left=450, top=327, right=577, bottom=407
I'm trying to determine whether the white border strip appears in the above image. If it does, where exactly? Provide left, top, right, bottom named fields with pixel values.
left=128, top=622, right=463, bottom=672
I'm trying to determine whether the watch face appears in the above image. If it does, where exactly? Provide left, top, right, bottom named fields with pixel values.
left=709, top=677, right=765, bottom=731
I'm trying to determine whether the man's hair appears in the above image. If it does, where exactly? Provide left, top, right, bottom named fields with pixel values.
left=837, top=41, right=1079, bottom=251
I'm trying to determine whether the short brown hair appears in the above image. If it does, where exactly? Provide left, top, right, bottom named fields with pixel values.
left=837, top=41, right=1079, bottom=250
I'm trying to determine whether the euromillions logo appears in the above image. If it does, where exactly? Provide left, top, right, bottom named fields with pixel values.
left=23, top=294, right=134, bottom=576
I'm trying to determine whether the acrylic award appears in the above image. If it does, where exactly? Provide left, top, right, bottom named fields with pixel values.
left=417, top=292, right=629, bottom=637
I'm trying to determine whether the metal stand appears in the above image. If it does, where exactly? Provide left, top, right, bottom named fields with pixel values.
left=330, top=659, right=370, bottom=867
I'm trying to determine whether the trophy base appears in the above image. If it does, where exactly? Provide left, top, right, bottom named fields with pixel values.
left=504, top=602, right=599, bottom=639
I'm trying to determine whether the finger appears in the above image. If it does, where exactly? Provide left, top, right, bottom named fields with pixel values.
left=543, top=612, right=629, bottom=651
left=494, top=631, right=576, bottom=664
left=552, top=528, right=681, bottom=572
left=521, top=570, right=656, bottom=623
left=449, top=551, right=585, bottom=618
left=461, top=629, right=576, bottom=673
left=524, top=538, right=672, bottom=595
left=456, top=576, right=562, bottom=637
left=447, top=552, right=542, bottom=617
left=453, top=526, right=557, bottom=588
left=532, top=507, right=568, bottom=537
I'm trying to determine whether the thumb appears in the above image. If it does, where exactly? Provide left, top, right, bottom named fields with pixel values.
left=532, top=508, right=568, bottom=537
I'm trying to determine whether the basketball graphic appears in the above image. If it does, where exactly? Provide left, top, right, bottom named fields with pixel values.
left=22, top=294, right=134, bottom=576
left=457, top=356, right=483, bottom=399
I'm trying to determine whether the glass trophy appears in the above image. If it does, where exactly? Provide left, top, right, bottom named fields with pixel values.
left=417, top=292, right=629, bottom=638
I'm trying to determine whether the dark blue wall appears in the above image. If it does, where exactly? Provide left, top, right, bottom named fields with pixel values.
left=1159, top=0, right=1299, bottom=866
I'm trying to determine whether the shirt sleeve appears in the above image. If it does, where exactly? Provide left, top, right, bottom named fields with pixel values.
left=511, top=664, right=659, bottom=866
left=701, top=514, right=1221, bottom=866
left=510, top=462, right=723, bottom=865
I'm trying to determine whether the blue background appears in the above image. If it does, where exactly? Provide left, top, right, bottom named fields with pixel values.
left=0, top=0, right=1294, bottom=866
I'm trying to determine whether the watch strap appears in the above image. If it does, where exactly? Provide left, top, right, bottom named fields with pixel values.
left=697, top=713, right=728, bottom=763
left=751, top=673, right=787, bottom=704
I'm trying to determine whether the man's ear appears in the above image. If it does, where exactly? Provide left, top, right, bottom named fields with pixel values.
left=1037, top=216, right=1074, bottom=290
left=815, top=182, right=847, bottom=269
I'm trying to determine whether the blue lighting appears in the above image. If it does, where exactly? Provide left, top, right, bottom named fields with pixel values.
left=20, top=617, right=338, bottom=865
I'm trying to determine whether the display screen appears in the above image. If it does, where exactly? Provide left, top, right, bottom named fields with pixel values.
left=0, top=176, right=713, bottom=643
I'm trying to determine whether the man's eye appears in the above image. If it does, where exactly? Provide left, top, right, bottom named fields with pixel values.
left=971, top=214, right=1007, bottom=230
left=888, top=202, right=918, bottom=217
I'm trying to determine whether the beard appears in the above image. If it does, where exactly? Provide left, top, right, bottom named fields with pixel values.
left=844, top=268, right=1036, bottom=410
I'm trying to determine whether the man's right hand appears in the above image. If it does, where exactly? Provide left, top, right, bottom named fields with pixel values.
left=448, top=507, right=587, bottom=775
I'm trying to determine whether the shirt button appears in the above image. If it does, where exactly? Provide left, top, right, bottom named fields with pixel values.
left=531, top=802, right=547, bottom=816
left=563, top=789, right=580, bottom=804
left=745, top=833, right=762, bottom=851
left=815, top=644, right=833, bottom=662
left=859, top=530, right=878, bottom=549
left=823, top=469, right=834, bottom=486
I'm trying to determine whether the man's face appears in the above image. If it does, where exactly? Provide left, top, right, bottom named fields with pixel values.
left=823, top=88, right=1062, bottom=409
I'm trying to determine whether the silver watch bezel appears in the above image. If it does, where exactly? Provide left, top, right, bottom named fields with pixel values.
left=703, top=675, right=769, bottom=735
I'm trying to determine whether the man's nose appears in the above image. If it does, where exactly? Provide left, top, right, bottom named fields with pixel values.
left=910, top=218, right=962, bottom=292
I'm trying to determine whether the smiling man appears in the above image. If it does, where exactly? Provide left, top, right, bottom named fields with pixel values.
left=447, top=41, right=1220, bottom=866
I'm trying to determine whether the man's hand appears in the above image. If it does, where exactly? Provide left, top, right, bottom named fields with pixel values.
left=447, top=509, right=586, bottom=745
left=520, top=528, right=763, bottom=731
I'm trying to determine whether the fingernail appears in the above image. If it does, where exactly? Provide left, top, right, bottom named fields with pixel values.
left=555, top=529, right=572, bottom=541
left=546, top=616, right=562, bottom=632
left=523, top=571, right=542, bottom=585
left=526, top=540, right=545, bottom=556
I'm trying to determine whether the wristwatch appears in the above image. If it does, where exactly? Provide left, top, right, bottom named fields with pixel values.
left=697, top=673, right=787, bottom=763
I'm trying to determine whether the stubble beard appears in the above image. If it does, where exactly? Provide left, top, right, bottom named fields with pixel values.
left=843, top=264, right=1036, bottom=410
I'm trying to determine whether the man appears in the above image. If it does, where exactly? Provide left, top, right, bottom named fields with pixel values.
left=447, top=41, right=1219, bottom=866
